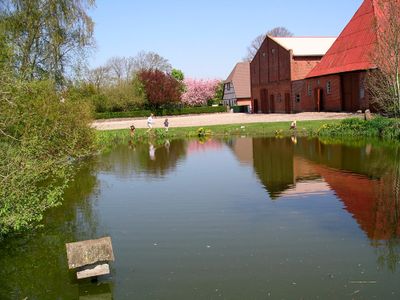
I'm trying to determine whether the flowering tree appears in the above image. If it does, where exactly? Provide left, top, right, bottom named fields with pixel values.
left=181, top=78, right=220, bottom=106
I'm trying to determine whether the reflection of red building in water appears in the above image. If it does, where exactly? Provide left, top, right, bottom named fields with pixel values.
left=309, top=161, right=400, bottom=241
left=232, top=137, right=400, bottom=241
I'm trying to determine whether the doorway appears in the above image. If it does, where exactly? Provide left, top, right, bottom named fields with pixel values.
left=270, top=94, right=275, bottom=113
left=253, top=99, right=259, bottom=113
left=285, top=93, right=291, bottom=113
left=314, top=88, right=324, bottom=112
left=261, top=89, right=269, bottom=113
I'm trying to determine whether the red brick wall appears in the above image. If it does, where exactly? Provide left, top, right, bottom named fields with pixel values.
left=292, top=56, right=323, bottom=81
left=292, top=75, right=342, bottom=112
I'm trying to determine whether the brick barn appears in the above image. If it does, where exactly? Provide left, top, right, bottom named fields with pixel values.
left=250, top=36, right=336, bottom=113
left=300, top=0, right=381, bottom=112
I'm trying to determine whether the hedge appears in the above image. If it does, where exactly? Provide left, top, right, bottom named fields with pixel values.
left=95, top=106, right=226, bottom=119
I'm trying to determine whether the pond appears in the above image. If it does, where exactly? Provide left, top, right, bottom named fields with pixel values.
left=1, top=137, right=400, bottom=299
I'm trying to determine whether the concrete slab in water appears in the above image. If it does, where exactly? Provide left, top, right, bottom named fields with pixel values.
left=66, top=237, right=114, bottom=269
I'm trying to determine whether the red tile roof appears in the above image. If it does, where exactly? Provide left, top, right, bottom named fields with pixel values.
left=307, top=0, right=380, bottom=78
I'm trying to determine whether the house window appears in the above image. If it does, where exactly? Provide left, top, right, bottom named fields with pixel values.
left=295, top=94, right=301, bottom=103
left=226, top=82, right=231, bottom=91
left=327, top=81, right=332, bottom=95
left=307, top=83, right=312, bottom=96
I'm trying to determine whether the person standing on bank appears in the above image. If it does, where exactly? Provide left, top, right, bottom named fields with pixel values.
left=147, top=113, right=154, bottom=133
left=130, top=124, right=136, bottom=138
left=164, top=118, right=169, bottom=132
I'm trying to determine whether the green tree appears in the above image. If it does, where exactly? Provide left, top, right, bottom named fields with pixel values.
left=1, top=0, right=95, bottom=85
left=171, top=68, right=184, bottom=81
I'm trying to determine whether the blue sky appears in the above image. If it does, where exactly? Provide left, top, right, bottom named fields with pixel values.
left=89, top=0, right=363, bottom=79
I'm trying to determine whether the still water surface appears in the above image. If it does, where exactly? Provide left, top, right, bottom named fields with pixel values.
left=1, top=137, right=400, bottom=299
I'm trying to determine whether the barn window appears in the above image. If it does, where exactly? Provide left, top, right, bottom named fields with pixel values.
left=295, top=94, right=301, bottom=103
left=307, top=83, right=312, bottom=96
left=226, top=82, right=231, bottom=91
left=327, top=81, right=332, bottom=94
left=277, top=93, right=282, bottom=102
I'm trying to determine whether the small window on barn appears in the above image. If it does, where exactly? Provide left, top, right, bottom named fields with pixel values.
left=327, top=81, right=332, bottom=95
left=307, top=83, right=312, bottom=96
left=226, top=83, right=231, bottom=91
left=295, top=94, right=301, bottom=103
left=277, top=93, right=282, bottom=102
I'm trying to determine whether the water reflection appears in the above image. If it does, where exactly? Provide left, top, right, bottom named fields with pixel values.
left=1, top=137, right=400, bottom=299
left=230, top=137, right=400, bottom=241
left=229, top=137, right=400, bottom=271
left=99, top=139, right=187, bottom=178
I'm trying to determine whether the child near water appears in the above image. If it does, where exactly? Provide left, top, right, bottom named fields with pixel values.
left=130, top=124, right=136, bottom=137
left=164, top=118, right=169, bottom=132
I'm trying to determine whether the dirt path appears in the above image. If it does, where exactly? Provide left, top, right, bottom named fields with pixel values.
left=93, top=112, right=354, bottom=131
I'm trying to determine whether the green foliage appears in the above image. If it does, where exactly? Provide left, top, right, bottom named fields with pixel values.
left=69, top=76, right=146, bottom=113
left=317, top=117, right=400, bottom=140
left=171, top=69, right=184, bottom=81
left=0, top=77, right=95, bottom=238
left=95, top=105, right=226, bottom=119
left=197, top=127, right=212, bottom=137
left=2, top=0, right=95, bottom=84
left=213, top=81, right=224, bottom=102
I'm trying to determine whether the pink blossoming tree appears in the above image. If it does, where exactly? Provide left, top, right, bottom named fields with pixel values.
left=181, top=79, right=221, bottom=106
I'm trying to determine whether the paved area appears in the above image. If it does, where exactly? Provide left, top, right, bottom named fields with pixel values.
left=93, top=112, right=354, bottom=131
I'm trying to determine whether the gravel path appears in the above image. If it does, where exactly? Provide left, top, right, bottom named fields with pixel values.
left=93, top=112, right=354, bottom=131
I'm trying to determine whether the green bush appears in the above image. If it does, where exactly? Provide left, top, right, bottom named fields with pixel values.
left=95, top=105, right=226, bottom=119
left=318, top=117, right=400, bottom=140
left=0, top=78, right=96, bottom=238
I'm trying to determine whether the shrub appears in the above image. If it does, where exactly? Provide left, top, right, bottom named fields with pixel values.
left=0, top=78, right=96, bottom=237
left=317, top=116, right=400, bottom=140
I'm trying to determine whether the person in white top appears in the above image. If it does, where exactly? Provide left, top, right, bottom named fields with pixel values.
left=146, top=113, right=154, bottom=133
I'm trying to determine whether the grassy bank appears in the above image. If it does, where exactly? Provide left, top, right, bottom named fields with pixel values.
left=96, top=119, right=341, bottom=148
left=96, top=117, right=400, bottom=149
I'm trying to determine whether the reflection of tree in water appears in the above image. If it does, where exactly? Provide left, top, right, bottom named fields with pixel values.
left=0, top=160, right=111, bottom=299
left=373, top=148, right=400, bottom=272
left=99, top=139, right=188, bottom=178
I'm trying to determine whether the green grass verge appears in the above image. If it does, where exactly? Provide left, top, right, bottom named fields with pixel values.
left=96, top=119, right=341, bottom=150
left=95, top=106, right=226, bottom=120
left=96, top=117, right=400, bottom=150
